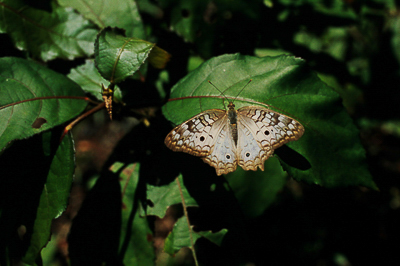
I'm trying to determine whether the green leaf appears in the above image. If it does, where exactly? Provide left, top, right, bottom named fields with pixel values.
left=0, top=1, right=97, bottom=61
left=227, top=157, right=287, bottom=218
left=196, top=229, right=228, bottom=247
left=58, top=0, right=146, bottom=39
left=146, top=175, right=198, bottom=218
left=157, top=0, right=259, bottom=57
left=279, top=0, right=357, bottom=19
left=148, top=46, right=171, bottom=69
left=22, top=131, right=75, bottom=264
left=390, top=16, right=400, bottom=65
left=0, top=57, right=88, bottom=152
left=68, top=59, right=123, bottom=102
left=136, top=0, right=164, bottom=20
left=294, top=27, right=348, bottom=61
left=93, top=27, right=170, bottom=83
left=118, top=163, right=155, bottom=265
left=157, top=0, right=208, bottom=43
left=263, top=0, right=273, bottom=8
left=94, top=27, right=155, bottom=83
left=164, top=216, right=228, bottom=255
left=162, top=53, right=376, bottom=189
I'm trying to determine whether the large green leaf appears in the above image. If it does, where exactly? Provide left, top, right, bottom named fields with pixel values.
left=0, top=57, right=88, bottom=151
left=22, top=131, right=75, bottom=264
left=58, top=0, right=146, bottom=39
left=162, top=53, right=376, bottom=189
left=0, top=1, right=97, bottom=61
left=227, top=157, right=287, bottom=218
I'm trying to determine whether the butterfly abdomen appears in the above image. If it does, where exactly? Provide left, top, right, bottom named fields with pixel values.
left=228, top=103, right=238, bottom=146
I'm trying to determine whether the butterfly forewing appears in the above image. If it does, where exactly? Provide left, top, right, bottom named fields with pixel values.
left=164, top=109, right=227, bottom=156
left=237, top=106, right=304, bottom=150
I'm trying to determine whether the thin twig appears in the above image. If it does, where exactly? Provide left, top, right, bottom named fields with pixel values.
left=60, top=102, right=105, bottom=141
left=176, top=177, right=199, bottom=266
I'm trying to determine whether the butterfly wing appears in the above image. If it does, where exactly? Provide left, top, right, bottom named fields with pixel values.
left=164, top=109, right=227, bottom=157
left=202, top=121, right=238, bottom=176
left=236, top=117, right=271, bottom=171
left=237, top=106, right=304, bottom=170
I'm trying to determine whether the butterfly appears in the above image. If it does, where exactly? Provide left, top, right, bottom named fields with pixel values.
left=164, top=83, right=305, bottom=175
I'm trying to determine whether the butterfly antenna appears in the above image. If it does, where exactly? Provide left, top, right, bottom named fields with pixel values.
left=233, top=79, right=252, bottom=103
left=208, top=79, right=253, bottom=103
left=208, top=80, right=228, bottom=99
left=208, top=80, right=231, bottom=108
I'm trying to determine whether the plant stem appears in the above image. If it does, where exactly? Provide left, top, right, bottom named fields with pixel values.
left=176, top=177, right=199, bottom=266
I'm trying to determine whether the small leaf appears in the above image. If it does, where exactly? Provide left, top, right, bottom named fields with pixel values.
left=67, top=59, right=123, bottom=102
left=148, top=45, right=171, bottom=69
left=0, top=57, right=87, bottom=151
left=196, top=229, right=228, bottom=247
left=94, top=27, right=170, bottom=83
left=94, top=27, right=153, bottom=83
left=0, top=1, right=97, bottom=61
left=146, top=175, right=198, bottom=218
left=164, top=216, right=228, bottom=255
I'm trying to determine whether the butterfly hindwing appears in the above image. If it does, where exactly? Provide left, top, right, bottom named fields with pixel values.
left=202, top=122, right=238, bottom=175
left=236, top=115, right=272, bottom=171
